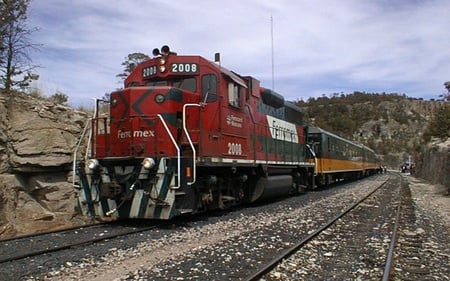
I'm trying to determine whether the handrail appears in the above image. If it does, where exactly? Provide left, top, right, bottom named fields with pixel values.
left=306, top=144, right=318, bottom=176
left=87, top=99, right=101, bottom=159
left=183, top=103, right=203, bottom=186
left=245, top=104, right=256, bottom=124
left=156, top=114, right=180, bottom=189
left=72, top=99, right=99, bottom=188
left=72, top=119, right=91, bottom=188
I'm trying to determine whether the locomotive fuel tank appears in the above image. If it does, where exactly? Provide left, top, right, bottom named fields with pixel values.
left=249, top=175, right=293, bottom=202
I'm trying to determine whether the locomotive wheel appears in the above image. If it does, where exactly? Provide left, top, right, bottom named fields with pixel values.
left=296, top=184, right=308, bottom=194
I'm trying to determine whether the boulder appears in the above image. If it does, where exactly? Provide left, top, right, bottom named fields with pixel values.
left=5, top=93, right=87, bottom=172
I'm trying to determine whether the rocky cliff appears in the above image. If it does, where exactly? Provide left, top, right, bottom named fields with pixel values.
left=0, top=91, right=89, bottom=239
left=415, top=139, right=450, bottom=190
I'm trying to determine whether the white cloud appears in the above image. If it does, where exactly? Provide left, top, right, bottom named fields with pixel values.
left=27, top=0, right=450, bottom=105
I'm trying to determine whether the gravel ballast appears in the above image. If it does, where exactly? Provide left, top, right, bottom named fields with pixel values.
left=9, top=173, right=449, bottom=281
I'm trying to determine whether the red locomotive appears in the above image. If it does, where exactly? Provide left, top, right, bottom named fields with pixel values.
left=74, top=46, right=315, bottom=219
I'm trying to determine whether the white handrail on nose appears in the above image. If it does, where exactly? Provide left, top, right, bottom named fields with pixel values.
left=156, top=114, right=180, bottom=189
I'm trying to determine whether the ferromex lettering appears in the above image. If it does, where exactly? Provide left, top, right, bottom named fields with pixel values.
left=118, top=129, right=155, bottom=139
left=266, top=115, right=299, bottom=143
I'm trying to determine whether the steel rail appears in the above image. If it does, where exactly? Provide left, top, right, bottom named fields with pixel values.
left=382, top=174, right=403, bottom=281
left=0, top=222, right=102, bottom=243
left=243, top=175, right=391, bottom=281
left=0, top=222, right=170, bottom=264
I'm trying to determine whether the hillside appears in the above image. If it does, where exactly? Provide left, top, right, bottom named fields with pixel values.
left=296, top=92, right=449, bottom=168
left=296, top=92, right=450, bottom=191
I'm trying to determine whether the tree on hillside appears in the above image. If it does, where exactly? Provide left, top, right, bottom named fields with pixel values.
left=440, top=81, right=450, bottom=101
left=0, top=0, right=39, bottom=91
left=116, top=52, right=150, bottom=84
left=424, top=104, right=450, bottom=141
left=49, top=91, right=69, bottom=105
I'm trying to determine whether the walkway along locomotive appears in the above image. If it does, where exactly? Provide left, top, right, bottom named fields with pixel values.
left=73, top=46, right=378, bottom=220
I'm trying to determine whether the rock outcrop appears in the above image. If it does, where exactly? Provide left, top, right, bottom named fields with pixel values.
left=415, top=139, right=450, bottom=194
left=0, top=91, right=89, bottom=239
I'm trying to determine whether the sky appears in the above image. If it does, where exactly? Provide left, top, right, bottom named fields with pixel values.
left=26, top=0, right=450, bottom=107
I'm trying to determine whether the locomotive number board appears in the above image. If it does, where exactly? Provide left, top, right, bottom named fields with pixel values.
left=171, top=63, right=199, bottom=74
left=142, top=65, right=157, bottom=78
left=142, top=63, right=199, bottom=78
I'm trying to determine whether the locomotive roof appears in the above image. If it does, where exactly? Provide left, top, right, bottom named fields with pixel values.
left=210, top=62, right=248, bottom=88
left=309, top=126, right=377, bottom=154
left=284, top=101, right=303, bottom=113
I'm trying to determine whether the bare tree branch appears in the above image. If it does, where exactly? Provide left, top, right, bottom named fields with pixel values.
left=0, top=0, right=41, bottom=91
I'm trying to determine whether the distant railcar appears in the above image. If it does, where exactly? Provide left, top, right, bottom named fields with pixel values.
left=307, top=127, right=380, bottom=186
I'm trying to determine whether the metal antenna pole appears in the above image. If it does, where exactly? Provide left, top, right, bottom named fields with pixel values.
left=271, top=15, right=275, bottom=91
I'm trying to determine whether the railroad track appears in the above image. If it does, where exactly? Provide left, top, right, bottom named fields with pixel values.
left=6, top=174, right=435, bottom=281
left=0, top=220, right=166, bottom=265
left=244, top=173, right=403, bottom=281
left=117, top=174, right=394, bottom=281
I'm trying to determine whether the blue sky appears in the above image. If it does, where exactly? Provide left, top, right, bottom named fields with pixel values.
left=27, top=0, right=450, bottom=106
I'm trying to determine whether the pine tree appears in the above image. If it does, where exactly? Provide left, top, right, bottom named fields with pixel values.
left=0, top=0, right=39, bottom=91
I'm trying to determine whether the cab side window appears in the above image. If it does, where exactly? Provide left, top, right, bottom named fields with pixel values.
left=228, top=82, right=241, bottom=107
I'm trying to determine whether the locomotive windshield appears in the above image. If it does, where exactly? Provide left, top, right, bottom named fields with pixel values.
left=172, top=77, right=197, bottom=92
left=201, top=74, right=218, bottom=102
left=141, top=77, right=197, bottom=92
left=144, top=80, right=167, bottom=87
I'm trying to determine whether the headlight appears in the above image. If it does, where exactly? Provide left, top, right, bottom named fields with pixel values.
left=159, top=65, right=166, bottom=73
left=142, top=158, right=155, bottom=169
left=159, top=58, right=166, bottom=65
left=87, top=159, right=99, bottom=170
left=155, top=94, right=165, bottom=103
left=111, top=98, right=118, bottom=107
